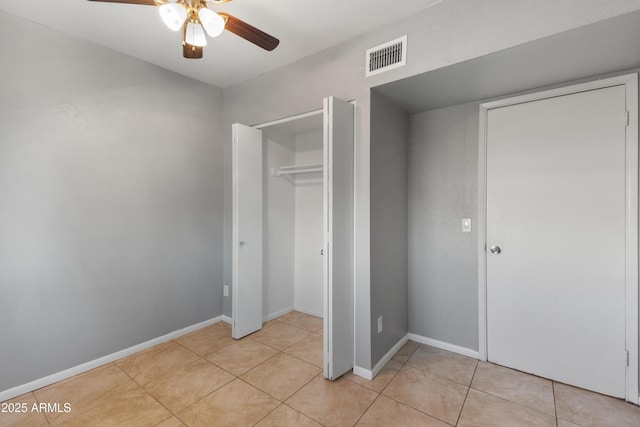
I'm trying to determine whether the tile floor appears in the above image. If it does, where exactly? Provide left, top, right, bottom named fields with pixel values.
left=2, top=311, right=640, bottom=426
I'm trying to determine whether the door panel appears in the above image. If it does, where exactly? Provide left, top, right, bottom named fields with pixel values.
left=232, top=123, right=263, bottom=339
left=323, top=97, right=355, bottom=379
left=486, top=86, right=627, bottom=397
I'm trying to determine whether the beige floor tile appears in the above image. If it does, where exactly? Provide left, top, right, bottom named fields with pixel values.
left=250, top=321, right=311, bottom=351
left=33, top=363, right=138, bottom=424
left=254, top=404, right=321, bottom=427
left=382, top=365, right=467, bottom=425
left=207, top=339, right=278, bottom=376
left=143, top=359, right=235, bottom=413
left=458, top=389, right=556, bottom=427
left=241, top=353, right=321, bottom=401
left=176, top=379, right=278, bottom=427
left=471, top=361, right=555, bottom=416
left=54, top=386, right=171, bottom=427
left=557, top=420, right=582, bottom=427
left=0, top=393, right=49, bottom=427
left=177, top=324, right=235, bottom=355
left=286, top=376, right=378, bottom=427
left=407, top=345, right=478, bottom=386
left=356, top=395, right=450, bottom=427
left=279, top=312, right=323, bottom=332
left=276, top=311, right=302, bottom=324
left=175, top=323, right=235, bottom=357
left=344, top=360, right=403, bottom=393
left=155, top=416, right=186, bottom=427
left=392, top=340, right=420, bottom=364
left=284, top=333, right=323, bottom=368
left=116, top=341, right=200, bottom=386
left=554, top=382, right=640, bottom=427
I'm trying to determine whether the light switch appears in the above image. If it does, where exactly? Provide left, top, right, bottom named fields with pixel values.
left=462, top=218, right=472, bottom=232
left=223, top=285, right=229, bottom=297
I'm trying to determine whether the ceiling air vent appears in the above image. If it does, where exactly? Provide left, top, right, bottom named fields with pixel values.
left=365, top=35, right=407, bottom=77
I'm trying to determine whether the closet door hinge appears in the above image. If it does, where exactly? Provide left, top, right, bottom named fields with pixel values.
left=626, top=350, right=630, bottom=366
left=625, top=110, right=630, bottom=127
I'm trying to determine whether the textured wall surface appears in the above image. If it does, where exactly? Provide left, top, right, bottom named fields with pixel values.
left=0, top=12, right=224, bottom=392
left=408, top=103, right=480, bottom=351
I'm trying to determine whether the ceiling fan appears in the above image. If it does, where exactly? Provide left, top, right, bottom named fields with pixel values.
left=88, top=0, right=279, bottom=59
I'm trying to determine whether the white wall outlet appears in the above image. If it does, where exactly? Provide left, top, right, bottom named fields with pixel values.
left=378, top=316, right=383, bottom=334
left=223, top=285, right=229, bottom=297
left=462, top=218, right=472, bottom=232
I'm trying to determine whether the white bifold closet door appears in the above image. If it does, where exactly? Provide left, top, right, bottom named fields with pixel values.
left=323, top=96, right=355, bottom=380
left=232, top=96, right=355, bottom=380
left=231, top=123, right=263, bottom=339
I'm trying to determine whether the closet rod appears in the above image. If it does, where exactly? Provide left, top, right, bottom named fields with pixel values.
left=253, top=109, right=323, bottom=129
left=271, top=163, right=324, bottom=177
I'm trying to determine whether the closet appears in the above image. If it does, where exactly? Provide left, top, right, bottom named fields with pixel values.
left=232, top=96, right=355, bottom=380
left=262, top=112, right=324, bottom=321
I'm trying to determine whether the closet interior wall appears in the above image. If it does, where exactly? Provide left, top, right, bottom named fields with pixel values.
left=262, top=116, right=324, bottom=321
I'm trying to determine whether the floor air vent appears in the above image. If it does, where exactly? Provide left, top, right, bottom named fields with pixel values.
left=365, top=35, right=407, bottom=77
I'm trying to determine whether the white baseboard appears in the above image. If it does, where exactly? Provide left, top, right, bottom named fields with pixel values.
left=0, top=315, right=224, bottom=403
left=353, top=334, right=409, bottom=380
left=222, top=315, right=233, bottom=325
left=293, top=306, right=323, bottom=318
left=264, top=306, right=294, bottom=322
left=352, top=365, right=373, bottom=380
left=407, top=333, right=479, bottom=359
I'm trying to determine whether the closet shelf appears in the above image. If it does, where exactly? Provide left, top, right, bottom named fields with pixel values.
left=271, top=163, right=324, bottom=177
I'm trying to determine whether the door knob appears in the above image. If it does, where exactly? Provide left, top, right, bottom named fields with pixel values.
left=239, top=241, right=246, bottom=246
left=490, top=245, right=501, bottom=255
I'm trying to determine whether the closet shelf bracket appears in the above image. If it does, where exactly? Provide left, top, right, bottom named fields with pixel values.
left=271, top=163, right=324, bottom=177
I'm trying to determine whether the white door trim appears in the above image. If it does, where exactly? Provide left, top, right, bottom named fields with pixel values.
left=477, top=73, right=639, bottom=404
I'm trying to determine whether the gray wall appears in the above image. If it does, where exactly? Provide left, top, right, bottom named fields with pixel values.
left=407, top=103, right=480, bottom=350
left=222, top=0, right=640, bottom=370
left=370, top=90, right=409, bottom=364
left=0, top=13, right=224, bottom=392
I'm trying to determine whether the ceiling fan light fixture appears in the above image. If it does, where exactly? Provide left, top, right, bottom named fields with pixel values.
left=159, top=3, right=187, bottom=32
left=185, top=21, right=207, bottom=46
left=198, top=7, right=225, bottom=37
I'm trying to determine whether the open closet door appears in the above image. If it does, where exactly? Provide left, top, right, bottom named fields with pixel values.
left=232, top=123, right=263, bottom=339
left=323, top=96, right=355, bottom=379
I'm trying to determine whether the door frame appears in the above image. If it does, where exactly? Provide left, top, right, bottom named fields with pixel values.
left=477, top=73, right=639, bottom=403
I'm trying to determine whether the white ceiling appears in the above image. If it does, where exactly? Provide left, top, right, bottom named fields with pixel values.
left=0, top=0, right=443, bottom=88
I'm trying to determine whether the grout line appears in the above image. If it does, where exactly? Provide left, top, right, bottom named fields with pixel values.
left=250, top=402, right=282, bottom=426
left=113, top=362, right=177, bottom=417
left=288, top=371, right=323, bottom=400
left=283, top=351, right=323, bottom=371
left=374, top=367, right=454, bottom=426
left=283, top=403, right=321, bottom=424
left=282, top=373, right=334, bottom=426
left=454, top=361, right=479, bottom=426
left=353, top=392, right=381, bottom=426
left=30, top=391, right=53, bottom=426
left=552, top=382, right=559, bottom=427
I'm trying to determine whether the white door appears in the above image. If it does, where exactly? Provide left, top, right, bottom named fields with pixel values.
left=232, top=123, right=263, bottom=339
left=485, top=85, right=628, bottom=397
left=323, top=97, right=355, bottom=380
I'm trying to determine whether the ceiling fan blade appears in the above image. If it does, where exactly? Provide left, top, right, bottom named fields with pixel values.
left=87, top=0, right=157, bottom=5
left=219, top=13, right=279, bottom=51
